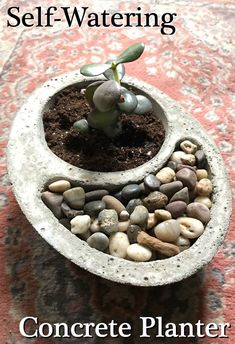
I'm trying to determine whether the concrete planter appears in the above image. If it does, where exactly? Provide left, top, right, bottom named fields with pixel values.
left=7, top=72, right=232, bottom=286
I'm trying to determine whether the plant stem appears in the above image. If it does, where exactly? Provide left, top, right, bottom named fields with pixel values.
left=112, top=62, right=120, bottom=83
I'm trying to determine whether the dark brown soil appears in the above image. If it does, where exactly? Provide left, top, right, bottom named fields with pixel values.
left=43, top=86, right=165, bottom=172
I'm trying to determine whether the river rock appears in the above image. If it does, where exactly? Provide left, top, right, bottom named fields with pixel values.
left=84, top=200, right=106, bottom=218
left=159, top=181, right=183, bottom=199
left=143, top=191, right=168, bottom=212
left=102, top=195, right=125, bottom=214
left=195, top=178, right=213, bottom=196
left=122, top=184, right=141, bottom=200
left=176, top=164, right=197, bottom=173
left=119, top=210, right=130, bottom=221
left=41, top=191, right=63, bottom=219
left=180, top=140, right=197, bottom=154
left=167, top=161, right=177, bottom=171
left=156, top=167, right=175, bottom=184
left=87, top=232, right=109, bottom=252
left=170, top=187, right=189, bottom=204
left=147, top=213, right=158, bottom=229
left=196, top=169, right=208, bottom=180
left=118, top=220, right=130, bottom=232
left=59, top=218, right=71, bottom=229
left=70, top=215, right=91, bottom=234
left=85, top=189, right=109, bottom=202
left=130, top=205, right=149, bottom=228
left=194, top=196, right=212, bottom=209
left=113, top=191, right=124, bottom=202
left=175, top=168, right=197, bottom=190
left=61, top=202, right=84, bottom=220
left=48, top=180, right=71, bottom=193
left=166, top=201, right=187, bottom=218
left=109, top=232, right=130, bottom=258
left=126, top=198, right=143, bottom=214
left=174, top=235, right=190, bottom=251
left=154, top=219, right=181, bottom=243
left=127, top=225, right=141, bottom=243
left=170, top=151, right=190, bottom=164
left=154, top=209, right=172, bottom=221
left=63, top=187, right=85, bottom=210
left=90, top=218, right=100, bottom=233
left=177, top=217, right=204, bottom=239
left=195, top=150, right=207, bottom=168
left=98, top=209, right=118, bottom=235
left=187, top=202, right=211, bottom=223
left=127, top=243, right=152, bottom=262
left=144, top=174, right=161, bottom=191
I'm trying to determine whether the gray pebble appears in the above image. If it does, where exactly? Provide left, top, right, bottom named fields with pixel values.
left=166, top=201, right=187, bottom=218
left=143, top=191, right=168, bottom=212
left=122, top=184, right=141, bottom=201
left=187, top=202, right=211, bottom=223
left=61, top=202, right=84, bottom=220
left=102, top=195, right=125, bottom=214
left=85, top=189, right=109, bottom=202
left=144, top=174, right=161, bottom=191
left=59, top=218, right=71, bottom=229
left=87, top=232, right=109, bottom=251
left=126, top=198, right=143, bottom=214
left=159, top=181, right=183, bottom=199
left=127, top=225, right=141, bottom=243
left=63, top=187, right=85, bottom=210
left=176, top=168, right=197, bottom=190
left=84, top=200, right=106, bottom=218
left=41, top=191, right=63, bottom=219
left=130, top=205, right=149, bottom=228
left=139, top=182, right=149, bottom=195
left=98, top=209, right=118, bottom=235
left=170, top=187, right=189, bottom=204
left=195, top=150, right=207, bottom=168
left=119, top=210, right=130, bottom=221
left=113, top=191, right=124, bottom=202
left=167, top=161, right=177, bottom=171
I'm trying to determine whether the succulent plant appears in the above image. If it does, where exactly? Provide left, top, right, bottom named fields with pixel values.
left=74, top=42, right=153, bottom=138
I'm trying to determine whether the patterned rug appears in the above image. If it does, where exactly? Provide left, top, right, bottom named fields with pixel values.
left=0, top=1, right=234, bottom=343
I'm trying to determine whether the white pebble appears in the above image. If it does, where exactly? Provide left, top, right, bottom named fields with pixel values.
left=109, top=232, right=130, bottom=258
left=71, top=215, right=91, bottom=234
left=194, top=196, right=212, bottom=209
left=180, top=140, right=197, bottom=154
left=177, top=217, right=204, bottom=239
left=196, top=169, right=208, bottom=180
left=127, top=243, right=152, bottom=262
left=156, top=167, right=175, bottom=184
left=154, top=219, right=181, bottom=243
left=154, top=209, right=172, bottom=221
left=195, top=178, right=213, bottom=196
left=48, top=180, right=71, bottom=193
left=118, top=220, right=130, bottom=232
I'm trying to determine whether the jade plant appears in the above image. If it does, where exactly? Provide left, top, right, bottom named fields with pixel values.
left=74, top=42, right=153, bottom=138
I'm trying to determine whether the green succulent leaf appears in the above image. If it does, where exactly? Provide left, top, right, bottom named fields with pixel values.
left=87, top=108, right=121, bottom=130
left=85, top=81, right=104, bottom=108
left=134, top=95, right=153, bottom=115
left=117, top=87, right=138, bottom=114
left=93, top=80, right=121, bottom=112
left=115, top=43, right=145, bottom=65
left=73, top=119, right=89, bottom=133
left=103, top=60, right=125, bottom=81
left=80, top=63, right=111, bottom=76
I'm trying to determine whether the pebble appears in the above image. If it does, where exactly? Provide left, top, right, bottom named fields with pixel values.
left=154, top=219, right=181, bottom=242
left=174, top=236, right=190, bottom=252
left=187, top=202, right=211, bottom=223
left=98, top=209, right=118, bottom=235
left=118, top=220, right=130, bottom=232
left=130, top=205, right=149, bottom=229
left=90, top=218, right=100, bottom=233
left=181, top=154, right=196, bottom=166
left=70, top=215, right=91, bottom=235
left=126, top=198, right=143, bottom=214
left=176, top=164, right=197, bottom=173
left=143, top=191, right=168, bottom=212
left=154, top=209, right=172, bottom=221
left=122, top=184, right=141, bottom=200
left=48, top=180, right=71, bottom=193
left=180, top=140, right=197, bottom=154
left=196, top=169, right=208, bottom=180
left=41, top=191, right=63, bottom=219
left=127, top=243, right=152, bottom=262
left=195, top=150, right=207, bottom=168
left=113, top=191, right=124, bottom=202
left=87, top=232, right=109, bottom=252
left=84, top=200, right=106, bottom=218
left=79, top=229, right=92, bottom=240
left=177, top=217, right=204, bottom=239
left=159, top=181, right=183, bottom=199
left=119, top=210, right=130, bottom=221
left=195, top=178, right=213, bottom=196
left=170, top=151, right=191, bottom=164
left=109, top=232, right=130, bottom=258
left=166, top=201, right=187, bottom=218
left=59, top=218, right=71, bottom=230
left=167, top=161, right=177, bottom=171
left=139, top=182, right=149, bottom=195
left=144, top=174, right=161, bottom=191
left=175, top=168, right=197, bottom=190
left=156, top=167, right=175, bottom=184
left=61, top=202, right=84, bottom=220
left=127, top=225, right=141, bottom=243
left=170, top=187, right=189, bottom=204
left=102, top=195, right=125, bottom=214
left=147, top=213, right=158, bottom=229
left=194, top=196, right=212, bottom=209
left=63, top=187, right=85, bottom=210
left=85, top=189, right=109, bottom=202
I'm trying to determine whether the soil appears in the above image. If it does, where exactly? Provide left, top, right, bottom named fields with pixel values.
left=43, top=86, right=165, bottom=172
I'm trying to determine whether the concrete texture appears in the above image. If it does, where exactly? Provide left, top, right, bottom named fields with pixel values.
left=7, top=73, right=232, bottom=286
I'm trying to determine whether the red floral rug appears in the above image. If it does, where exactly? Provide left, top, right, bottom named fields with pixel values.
left=0, top=1, right=234, bottom=343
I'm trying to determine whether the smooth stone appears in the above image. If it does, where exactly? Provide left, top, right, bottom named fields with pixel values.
left=143, top=191, right=168, bottom=212
left=121, top=184, right=141, bottom=201
left=147, top=213, right=158, bottom=229
left=187, top=202, right=211, bottom=223
left=126, top=198, right=143, bottom=214
left=130, top=205, right=149, bottom=228
left=70, top=215, right=91, bottom=235
left=59, top=218, right=71, bottom=230
left=194, top=196, right=212, bottom=209
left=154, top=209, right=172, bottom=221
left=181, top=154, right=196, bottom=166
left=174, top=235, right=190, bottom=251
left=109, top=232, right=130, bottom=258
left=195, top=178, right=213, bottom=196
left=176, top=168, right=197, bottom=190
left=127, top=225, right=141, bottom=243
left=61, top=202, right=84, bottom=220
left=177, top=217, right=204, bottom=239
left=180, top=140, right=197, bottom=154
left=48, top=180, right=71, bottom=193
left=167, top=161, right=177, bottom=171
left=196, top=169, right=208, bottom=180
left=156, top=167, right=175, bottom=184
left=85, top=189, right=109, bottom=202
left=144, top=174, right=161, bottom=191
left=176, top=164, right=197, bottom=173
left=166, top=201, right=187, bottom=218
left=170, top=187, right=189, bottom=204
left=127, top=243, right=152, bottom=262
left=87, top=232, right=109, bottom=252
left=63, top=187, right=85, bottom=210
left=119, top=210, right=130, bottom=221
left=98, top=209, right=118, bottom=235
left=41, top=191, right=63, bottom=219
left=159, top=181, right=183, bottom=199
left=154, top=219, right=181, bottom=243
left=118, top=220, right=130, bottom=232
left=170, top=151, right=190, bottom=164
left=195, top=150, right=207, bottom=168
left=102, top=195, right=125, bottom=214
left=79, top=229, right=92, bottom=241
left=139, top=182, right=149, bottom=195
left=90, top=218, right=100, bottom=233
left=113, top=191, right=124, bottom=203
left=84, top=200, right=106, bottom=218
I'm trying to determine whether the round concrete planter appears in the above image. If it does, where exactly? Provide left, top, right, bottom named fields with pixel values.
left=7, top=72, right=232, bottom=286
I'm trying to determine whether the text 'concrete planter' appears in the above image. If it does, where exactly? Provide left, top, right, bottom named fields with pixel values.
left=7, top=72, right=232, bottom=286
